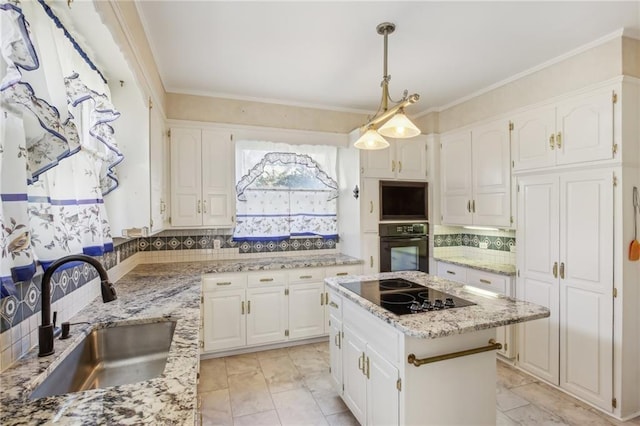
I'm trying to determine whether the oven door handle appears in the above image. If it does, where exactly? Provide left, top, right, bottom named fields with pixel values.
left=380, top=237, right=427, bottom=243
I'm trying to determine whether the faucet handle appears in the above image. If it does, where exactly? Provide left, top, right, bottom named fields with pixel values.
left=52, top=311, right=57, bottom=328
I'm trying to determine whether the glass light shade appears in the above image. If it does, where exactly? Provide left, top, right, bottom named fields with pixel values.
left=378, top=112, right=421, bottom=138
left=354, top=129, right=390, bottom=150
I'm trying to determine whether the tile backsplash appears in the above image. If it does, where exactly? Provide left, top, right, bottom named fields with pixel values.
left=433, top=225, right=516, bottom=265
left=0, top=230, right=338, bottom=372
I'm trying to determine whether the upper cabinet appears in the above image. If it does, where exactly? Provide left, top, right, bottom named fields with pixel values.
left=441, top=119, right=511, bottom=227
left=361, top=135, right=428, bottom=180
left=170, top=127, right=236, bottom=227
left=512, top=85, right=618, bottom=172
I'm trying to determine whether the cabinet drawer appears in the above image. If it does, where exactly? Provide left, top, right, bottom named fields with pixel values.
left=343, top=298, right=399, bottom=363
left=466, top=269, right=507, bottom=295
left=287, top=268, right=324, bottom=283
left=247, top=271, right=287, bottom=287
left=325, top=264, right=362, bottom=278
left=202, top=274, right=246, bottom=291
left=437, top=262, right=467, bottom=283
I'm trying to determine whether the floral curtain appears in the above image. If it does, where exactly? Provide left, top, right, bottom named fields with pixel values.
left=0, top=0, right=122, bottom=297
left=234, top=141, right=338, bottom=241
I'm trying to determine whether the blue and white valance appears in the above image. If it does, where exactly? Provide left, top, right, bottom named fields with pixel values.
left=233, top=141, right=338, bottom=241
left=1, top=0, right=122, bottom=297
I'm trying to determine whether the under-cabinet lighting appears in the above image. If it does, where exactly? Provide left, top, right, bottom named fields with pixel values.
left=462, top=226, right=499, bottom=231
left=463, top=285, right=501, bottom=298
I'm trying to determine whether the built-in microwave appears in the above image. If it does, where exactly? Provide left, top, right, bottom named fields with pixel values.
left=379, top=181, right=428, bottom=221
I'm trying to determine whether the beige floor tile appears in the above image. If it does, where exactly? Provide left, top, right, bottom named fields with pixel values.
left=272, top=387, right=329, bottom=426
left=289, top=348, right=330, bottom=377
left=310, top=341, right=331, bottom=355
left=504, top=404, right=569, bottom=425
left=255, top=347, right=291, bottom=360
left=497, top=360, right=538, bottom=389
left=200, top=388, right=233, bottom=426
left=259, top=355, right=304, bottom=393
left=496, top=385, right=530, bottom=411
left=497, top=409, right=521, bottom=425
left=325, top=410, right=360, bottom=426
left=233, top=409, right=282, bottom=426
left=303, top=372, right=348, bottom=416
left=228, top=370, right=275, bottom=417
left=225, top=353, right=261, bottom=376
left=199, top=357, right=228, bottom=392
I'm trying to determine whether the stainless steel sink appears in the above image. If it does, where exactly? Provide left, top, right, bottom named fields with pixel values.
left=30, top=319, right=177, bottom=400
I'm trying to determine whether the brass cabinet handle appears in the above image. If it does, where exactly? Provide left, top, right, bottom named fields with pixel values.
left=370, top=256, right=374, bottom=268
left=408, top=339, right=502, bottom=366
left=365, top=356, right=370, bottom=379
left=299, top=275, right=312, bottom=279
left=247, top=300, right=251, bottom=314
left=329, top=301, right=339, bottom=309
left=549, top=134, right=555, bottom=150
left=369, top=201, right=373, bottom=214
left=556, top=132, right=562, bottom=149
left=358, top=352, right=364, bottom=372
left=360, top=167, right=364, bottom=174
left=259, top=278, right=274, bottom=282
left=320, top=293, right=324, bottom=306
left=336, top=272, right=349, bottom=276
left=391, top=160, right=396, bottom=172
left=560, top=262, right=565, bottom=279
left=203, top=200, right=207, bottom=214
left=446, top=270, right=456, bottom=275
left=472, top=200, right=476, bottom=213
left=241, top=301, right=245, bottom=315
left=216, top=281, right=232, bottom=286
left=197, top=200, right=202, bottom=214
left=553, top=262, right=558, bottom=278
left=398, top=161, right=402, bottom=173
left=335, top=332, right=341, bottom=348
left=479, top=279, right=491, bottom=284
left=467, top=200, right=471, bottom=213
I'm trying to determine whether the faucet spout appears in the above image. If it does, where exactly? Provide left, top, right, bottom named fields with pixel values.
left=38, top=254, right=117, bottom=357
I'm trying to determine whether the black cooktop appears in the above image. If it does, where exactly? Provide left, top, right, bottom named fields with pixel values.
left=340, top=278, right=475, bottom=316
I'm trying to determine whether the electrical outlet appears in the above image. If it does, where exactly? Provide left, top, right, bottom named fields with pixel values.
left=213, top=239, right=221, bottom=250
left=479, top=242, right=489, bottom=249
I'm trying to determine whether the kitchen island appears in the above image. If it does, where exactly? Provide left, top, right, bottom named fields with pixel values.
left=324, top=270, right=550, bottom=426
left=0, top=253, right=361, bottom=425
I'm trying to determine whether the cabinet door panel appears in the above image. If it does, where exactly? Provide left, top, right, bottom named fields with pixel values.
left=360, top=178, right=379, bottom=233
left=289, top=282, right=325, bottom=339
left=170, top=128, right=202, bottom=226
left=150, top=106, right=167, bottom=233
left=556, top=89, right=614, bottom=165
left=559, top=170, right=613, bottom=410
left=441, top=131, right=472, bottom=225
left=246, top=287, right=287, bottom=346
left=366, top=346, right=399, bottom=426
left=472, top=120, right=511, bottom=227
left=395, top=137, right=427, bottom=180
left=511, top=106, right=557, bottom=171
left=329, top=316, right=343, bottom=393
left=342, top=324, right=367, bottom=426
left=203, top=289, right=245, bottom=352
left=361, top=147, right=394, bottom=179
left=202, top=129, right=235, bottom=227
left=361, top=233, right=379, bottom=275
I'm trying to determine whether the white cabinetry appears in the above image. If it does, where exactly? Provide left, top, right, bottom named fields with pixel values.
left=360, top=136, right=428, bottom=180
left=149, top=104, right=169, bottom=233
left=170, top=127, right=235, bottom=227
left=246, top=285, right=287, bottom=346
left=288, top=270, right=326, bottom=340
left=437, top=261, right=515, bottom=359
left=512, top=86, right=617, bottom=171
left=441, top=119, right=511, bottom=227
left=360, top=178, right=379, bottom=233
left=361, top=233, right=380, bottom=275
left=516, top=170, right=613, bottom=411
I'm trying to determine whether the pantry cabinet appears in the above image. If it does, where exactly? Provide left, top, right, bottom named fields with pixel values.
left=511, top=85, right=617, bottom=171
left=170, top=127, right=235, bottom=227
left=441, top=119, right=511, bottom=227
left=360, top=136, right=428, bottom=180
left=516, top=169, right=614, bottom=411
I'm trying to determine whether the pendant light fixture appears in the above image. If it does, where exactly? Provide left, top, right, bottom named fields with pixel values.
left=354, top=22, right=420, bottom=150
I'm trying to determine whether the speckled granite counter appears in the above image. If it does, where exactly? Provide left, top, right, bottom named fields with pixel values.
left=0, top=253, right=362, bottom=425
left=325, top=270, right=548, bottom=339
left=434, top=256, right=516, bottom=276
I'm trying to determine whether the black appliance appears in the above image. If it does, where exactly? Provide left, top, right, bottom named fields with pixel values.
left=379, top=181, right=428, bottom=221
left=340, top=278, right=476, bottom=316
left=379, top=223, right=428, bottom=273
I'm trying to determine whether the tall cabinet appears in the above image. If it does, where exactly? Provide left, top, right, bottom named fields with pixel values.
left=517, top=170, right=614, bottom=410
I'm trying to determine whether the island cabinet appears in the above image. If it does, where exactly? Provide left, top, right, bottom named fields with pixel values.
left=440, top=119, right=512, bottom=227
left=331, top=291, right=499, bottom=426
left=201, top=264, right=362, bottom=354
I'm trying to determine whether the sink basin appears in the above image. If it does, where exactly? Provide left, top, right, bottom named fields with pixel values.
left=30, top=319, right=177, bottom=400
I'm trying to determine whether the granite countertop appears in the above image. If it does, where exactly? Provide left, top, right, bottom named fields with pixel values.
left=434, top=256, right=517, bottom=276
left=0, top=253, right=362, bottom=425
left=325, top=271, right=549, bottom=340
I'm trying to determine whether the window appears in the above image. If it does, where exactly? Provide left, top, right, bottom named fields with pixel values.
left=233, top=141, right=338, bottom=241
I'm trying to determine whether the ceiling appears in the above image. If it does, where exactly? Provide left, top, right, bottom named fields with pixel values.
left=133, top=1, right=639, bottom=115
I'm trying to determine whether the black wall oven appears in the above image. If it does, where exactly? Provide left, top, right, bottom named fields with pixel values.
left=379, top=223, right=429, bottom=273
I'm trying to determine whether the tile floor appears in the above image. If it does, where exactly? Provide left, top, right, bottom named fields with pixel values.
left=198, top=342, right=640, bottom=425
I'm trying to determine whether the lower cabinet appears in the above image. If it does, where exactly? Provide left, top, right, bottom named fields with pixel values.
left=437, top=261, right=515, bottom=359
left=246, top=286, right=288, bottom=346
left=328, top=314, right=343, bottom=392
left=288, top=281, right=325, bottom=340
left=202, top=288, right=246, bottom=352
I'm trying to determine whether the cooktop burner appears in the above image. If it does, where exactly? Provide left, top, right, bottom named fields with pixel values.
left=340, top=278, right=475, bottom=316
